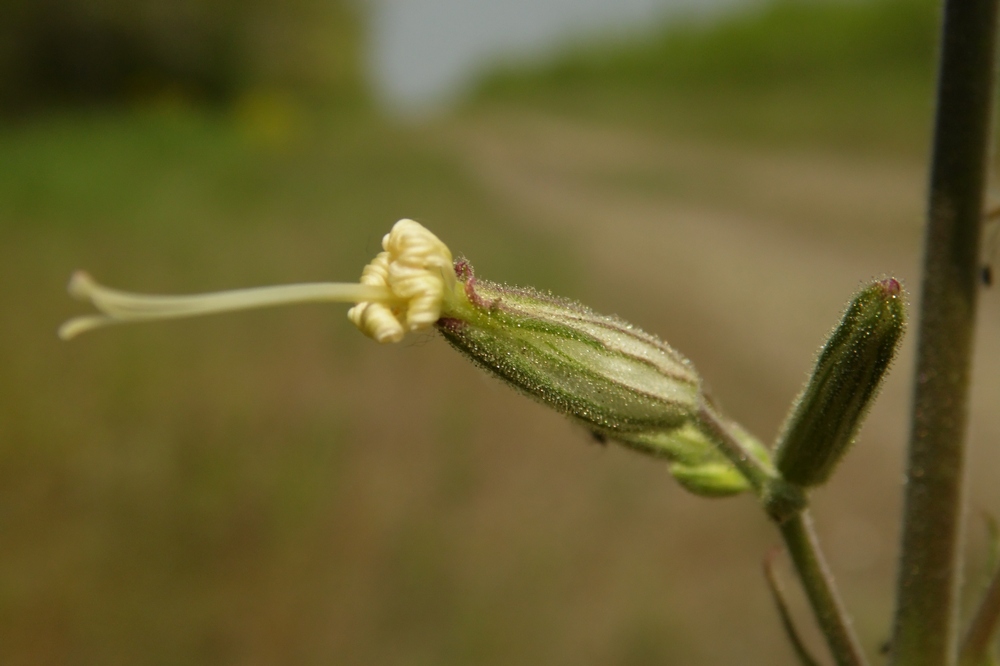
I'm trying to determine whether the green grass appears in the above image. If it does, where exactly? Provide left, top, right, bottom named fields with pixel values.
left=471, top=0, right=938, bottom=156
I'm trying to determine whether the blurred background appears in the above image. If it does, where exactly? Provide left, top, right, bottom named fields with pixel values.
left=2, top=0, right=1000, bottom=663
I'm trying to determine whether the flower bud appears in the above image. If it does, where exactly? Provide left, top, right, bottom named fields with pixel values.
left=774, top=278, right=906, bottom=487
left=437, top=274, right=702, bottom=438
left=669, top=462, right=751, bottom=497
left=436, top=266, right=775, bottom=498
left=617, top=421, right=771, bottom=497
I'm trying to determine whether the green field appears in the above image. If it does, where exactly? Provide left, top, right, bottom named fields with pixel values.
left=472, top=0, right=938, bottom=156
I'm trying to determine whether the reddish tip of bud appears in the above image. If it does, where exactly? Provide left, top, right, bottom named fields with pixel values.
left=878, top=278, right=902, bottom=297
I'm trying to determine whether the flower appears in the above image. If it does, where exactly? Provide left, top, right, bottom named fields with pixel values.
left=62, top=218, right=766, bottom=497
left=60, top=219, right=468, bottom=343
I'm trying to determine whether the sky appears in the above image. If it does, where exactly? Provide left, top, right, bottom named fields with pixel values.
left=365, top=0, right=754, bottom=115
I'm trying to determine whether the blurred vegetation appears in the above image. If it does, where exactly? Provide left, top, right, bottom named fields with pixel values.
left=0, top=0, right=365, bottom=114
left=473, top=0, right=939, bottom=156
left=0, top=105, right=582, bottom=664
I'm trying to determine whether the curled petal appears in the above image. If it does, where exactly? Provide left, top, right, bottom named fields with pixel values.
left=348, top=219, right=461, bottom=342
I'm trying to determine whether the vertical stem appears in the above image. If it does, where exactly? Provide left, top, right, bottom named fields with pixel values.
left=890, top=1, right=999, bottom=664
left=781, top=512, right=869, bottom=666
left=700, top=405, right=866, bottom=664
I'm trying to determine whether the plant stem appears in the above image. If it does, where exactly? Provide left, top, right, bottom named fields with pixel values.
left=959, top=563, right=1000, bottom=666
left=890, top=1, right=999, bottom=664
left=698, top=405, right=866, bottom=664
left=764, top=548, right=824, bottom=666
left=780, top=512, right=869, bottom=666
left=696, top=402, right=776, bottom=494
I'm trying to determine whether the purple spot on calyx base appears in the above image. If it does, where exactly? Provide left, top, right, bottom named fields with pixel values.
left=465, top=278, right=488, bottom=308
left=453, top=258, right=500, bottom=310
left=436, top=317, right=465, bottom=333
left=878, top=278, right=902, bottom=297
left=453, top=258, right=473, bottom=281
left=462, top=275, right=497, bottom=310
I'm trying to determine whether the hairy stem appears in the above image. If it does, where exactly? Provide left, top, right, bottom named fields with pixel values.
left=781, top=513, right=869, bottom=666
left=699, top=406, right=865, bottom=664
left=890, top=1, right=999, bottom=664
left=764, top=549, right=823, bottom=666
left=696, top=402, right=776, bottom=494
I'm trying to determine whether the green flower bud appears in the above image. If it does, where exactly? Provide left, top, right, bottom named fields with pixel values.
left=435, top=263, right=783, bottom=498
left=668, top=462, right=751, bottom=497
left=437, top=269, right=702, bottom=437
left=617, top=420, right=772, bottom=497
left=775, top=278, right=906, bottom=487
